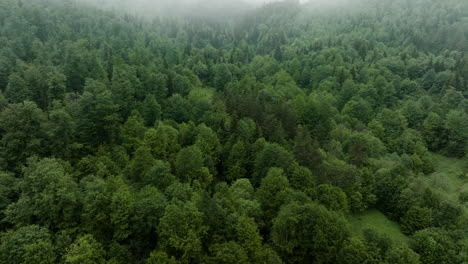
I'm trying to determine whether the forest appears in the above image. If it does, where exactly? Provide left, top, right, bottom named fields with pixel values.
left=0, top=0, right=467, bottom=263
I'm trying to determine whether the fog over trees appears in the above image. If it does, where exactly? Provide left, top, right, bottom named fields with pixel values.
left=77, top=0, right=329, bottom=18
left=0, top=0, right=467, bottom=263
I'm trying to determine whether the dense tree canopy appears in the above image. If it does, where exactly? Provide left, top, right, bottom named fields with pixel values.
left=0, top=0, right=467, bottom=263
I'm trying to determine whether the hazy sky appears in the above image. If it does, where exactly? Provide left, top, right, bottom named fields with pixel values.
left=80, top=0, right=312, bottom=10
left=78, top=0, right=324, bottom=18
left=249, top=0, right=310, bottom=4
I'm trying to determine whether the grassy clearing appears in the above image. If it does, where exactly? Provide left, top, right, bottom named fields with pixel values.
left=349, top=155, right=466, bottom=247
left=349, top=209, right=409, bottom=244
left=429, top=154, right=467, bottom=202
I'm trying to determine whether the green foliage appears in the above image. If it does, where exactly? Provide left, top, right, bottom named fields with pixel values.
left=132, top=186, right=167, bottom=236
left=175, top=145, right=212, bottom=185
left=375, top=109, right=408, bottom=151
left=400, top=206, right=433, bottom=235
left=0, top=101, right=46, bottom=170
left=410, top=228, right=460, bottom=264
left=235, top=215, right=262, bottom=256
left=0, top=0, right=466, bottom=262
left=109, top=179, right=135, bottom=241
left=256, top=168, right=290, bottom=227
left=336, top=238, right=375, bottom=264
left=0, top=225, right=56, bottom=264
left=5, top=158, right=79, bottom=229
left=144, top=123, right=180, bottom=160
left=80, top=176, right=113, bottom=241
left=120, top=111, right=146, bottom=154
left=385, top=247, right=421, bottom=264
left=253, top=143, right=294, bottom=185
left=342, top=97, right=373, bottom=124
left=423, top=112, right=446, bottom=151
left=271, top=202, right=350, bottom=263
left=254, top=245, right=283, bottom=264
left=143, top=160, right=176, bottom=190
left=47, top=105, right=76, bottom=159
left=298, top=92, right=338, bottom=141
left=141, top=94, right=162, bottom=127
left=310, top=184, right=349, bottom=212
left=146, top=251, right=178, bottom=264
left=444, top=110, right=468, bottom=157
left=208, top=241, right=249, bottom=264
left=343, top=132, right=385, bottom=166
left=76, top=79, right=120, bottom=148
left=159, top=200, right=208, bottom=263
left=64, top=234, right=106, bottom=264
left=225, top=140, right=249, bottom=182
left=293, top=125, right=323, bottom=170
left=229, top=179, right=261, bottom=217
left=111, top=63, right=142, bottom=118
left=288, top=163, right=315, bottom=192
left=0, top=171, right=16, bottom=225
left=128, top=146, right=155, bottom=183
left=163, top=94, right=193, bottom=123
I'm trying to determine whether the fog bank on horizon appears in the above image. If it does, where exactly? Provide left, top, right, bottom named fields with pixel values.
left=77, top=0, right=318, bottom=18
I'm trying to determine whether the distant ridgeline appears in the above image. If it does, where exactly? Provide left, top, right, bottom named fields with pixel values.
left=0, top=0, right=467, bottom=263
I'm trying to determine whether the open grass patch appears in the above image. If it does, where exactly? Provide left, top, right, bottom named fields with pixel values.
left=349, top=209, right=409, bottom=244
left=429, top=154, right=468, bottom=203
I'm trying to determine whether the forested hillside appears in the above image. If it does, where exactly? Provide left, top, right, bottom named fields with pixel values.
left=0, top=0, right=467, bottom=263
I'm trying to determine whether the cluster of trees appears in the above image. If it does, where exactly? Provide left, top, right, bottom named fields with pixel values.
left=0, top=0, right=467, bottom=263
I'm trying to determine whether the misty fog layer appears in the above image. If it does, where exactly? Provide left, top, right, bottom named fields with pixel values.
left=77, top=0, right=313, bottom=18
